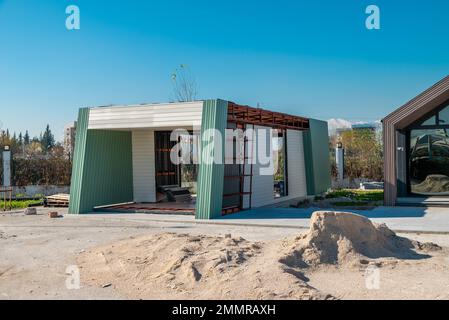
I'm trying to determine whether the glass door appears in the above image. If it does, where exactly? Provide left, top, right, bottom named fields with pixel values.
left=408, top=104, right=449, bottom=195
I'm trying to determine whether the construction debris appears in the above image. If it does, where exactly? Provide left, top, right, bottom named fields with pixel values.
left=359, top=182, right=384, bottom=190
left=24, top=207, right=37, bottom=215
left=49, top=211, right=61, bottom=219
left=45, top=194, right=70, bottom=208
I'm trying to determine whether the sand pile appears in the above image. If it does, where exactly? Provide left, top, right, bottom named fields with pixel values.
left=412, top=174, right=449, bottom=194
left=78, top=232, right=328, bottom=300
left=78, top=212, right=441, bottom=299
left=279, top=211, right=440, bottom=268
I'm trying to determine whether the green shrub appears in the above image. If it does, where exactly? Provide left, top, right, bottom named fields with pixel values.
left=325, top=189, right=383, bottom=202
left=0, top=199, right=43, bottom=209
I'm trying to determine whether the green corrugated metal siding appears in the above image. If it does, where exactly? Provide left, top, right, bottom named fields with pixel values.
left=69, top=108, right=134, bottom=214
left=303, top=131, right=315, bottom=195
left=68, top=108, right=89, bottom=214
left=195, top=99, right=228, bottom=220
left=303, top=119, right=331, bottom=195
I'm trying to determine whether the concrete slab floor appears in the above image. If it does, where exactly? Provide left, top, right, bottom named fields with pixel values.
left=217, top=206, right=449, bottom=234
left=72, top=206, right=449, bottom=234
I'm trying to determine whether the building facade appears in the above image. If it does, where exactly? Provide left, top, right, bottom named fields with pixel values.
left=383, top=75, right=449, bottom=206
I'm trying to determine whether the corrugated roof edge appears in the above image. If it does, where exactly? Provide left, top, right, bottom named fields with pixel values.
left=87, top=100, right=206, bottom=110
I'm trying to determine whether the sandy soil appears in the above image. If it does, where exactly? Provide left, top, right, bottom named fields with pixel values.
left=78, top=233, right=328, bottom=300
left=77, top=212, right=449, bottom=300
left=2, top=208, right=449, bottom=300
left=0, top=209, right=301, bottom=299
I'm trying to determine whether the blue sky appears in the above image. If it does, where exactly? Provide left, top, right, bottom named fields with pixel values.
left=0, top=0, right=448, bottom=140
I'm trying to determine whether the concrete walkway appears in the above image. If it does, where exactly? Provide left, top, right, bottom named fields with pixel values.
left=65, top=206, right=449, bottom=234
left=217, top=206, right=449, bottom=234
left=10, top=206, right=449, bottom=234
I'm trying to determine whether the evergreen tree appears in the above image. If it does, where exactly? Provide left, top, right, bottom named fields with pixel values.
left=9, top=132, right=18, bottom=152
left=24, top=130, right=30, bottom=145
left=18, top=132, right=23, bottom=145
left=41, top=124, right=55, bottom=152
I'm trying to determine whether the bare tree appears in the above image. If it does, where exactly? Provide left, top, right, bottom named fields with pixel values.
left=171, top=64, right=198, bottom=102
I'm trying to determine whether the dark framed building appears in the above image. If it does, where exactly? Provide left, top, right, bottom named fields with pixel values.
left=383, top=75, right=449, bottom=206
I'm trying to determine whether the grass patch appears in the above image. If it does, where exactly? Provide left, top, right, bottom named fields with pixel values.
left=0, top=199, right=43, bottom=209
left=325, top=189, right=383, bottom=202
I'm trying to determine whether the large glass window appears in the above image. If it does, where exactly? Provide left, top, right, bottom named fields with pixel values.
left=420, top=116, right=436, bottom=126
left=438, top=106, right=449, bottom=125
left=179, top=132, right=199, bottom=195
left=409, top=129, right=449, bottom=195
left=273, top=129, right=287, bottom=198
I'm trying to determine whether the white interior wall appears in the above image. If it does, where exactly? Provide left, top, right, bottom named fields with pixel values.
left=132, top=130, right=156, bottom=203
left=251, top=126, right=275, bottom=207
left=286, top=130, right=307, bottom=198
left=250, top=127, right=308, bottom=208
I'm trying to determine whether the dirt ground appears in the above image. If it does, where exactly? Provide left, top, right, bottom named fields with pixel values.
left=2, top=208, right=449, bottom=300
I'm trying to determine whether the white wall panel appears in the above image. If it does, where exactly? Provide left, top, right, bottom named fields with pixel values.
left=286, top=130, right=307, bottom=198
left=250, top=128, right=308, bottom=208
left=88, top=102, right=203, bottom=130
left=132, top=130, right=156, bottom=203
left=251, top=126, right=275, bottom=207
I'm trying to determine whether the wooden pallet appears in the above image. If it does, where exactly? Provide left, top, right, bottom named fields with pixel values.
left=45, top=194, right=70, bottom=207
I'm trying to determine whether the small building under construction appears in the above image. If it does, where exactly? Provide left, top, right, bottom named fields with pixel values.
left=68, top=99, right=330, bottom=219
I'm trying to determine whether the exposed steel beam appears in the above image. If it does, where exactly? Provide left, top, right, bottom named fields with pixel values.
left=227, top=102, right=310, bottom=130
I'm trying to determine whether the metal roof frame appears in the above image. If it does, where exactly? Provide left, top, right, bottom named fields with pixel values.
left=227, top=102, right=310, bottom=130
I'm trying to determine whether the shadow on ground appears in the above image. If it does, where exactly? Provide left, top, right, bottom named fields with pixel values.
left=218, top=207, right=429, bottom=220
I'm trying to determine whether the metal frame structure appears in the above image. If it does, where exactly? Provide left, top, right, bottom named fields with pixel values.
left=222, top=102, right=309, bottom=214
left=227, top=102, right=310, bottom=130
left=222, top=122, right=253, bottom=215
left=154, top=131, right=181, bottom=187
